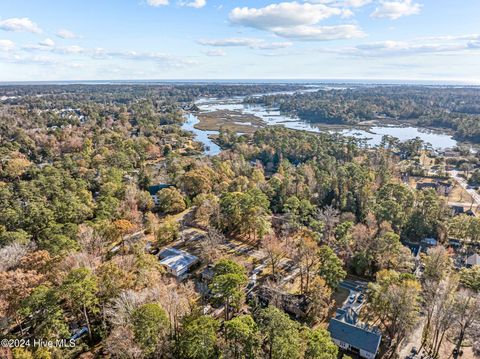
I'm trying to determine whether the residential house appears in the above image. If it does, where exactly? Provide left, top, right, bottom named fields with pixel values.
left=416, top=181, right=438, bottom=191
left=148, top=184, right=174, bottom=205
left=255, top=285, right=309, bottom=319
left=466, top=253, right=480, bottom=268
left=420, top=237, right=438, bottom=249
left=328, top=308, right=382, bottom=359
left=416, top=180, right=453, bottom=196
left=465, top=209, right=476, bottom=217
left=450, top=205, right=464, bottom=216
left=402, top=241, right=422, bottom=273
left=158, top=248, right=199, bottom=278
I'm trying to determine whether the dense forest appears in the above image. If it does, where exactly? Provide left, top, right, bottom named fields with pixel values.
left=244, top=86, right=480, bottom=142
left=0, top=84, right=479, bottom=359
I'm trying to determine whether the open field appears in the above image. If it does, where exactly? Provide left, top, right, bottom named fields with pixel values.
left=448, top=184, right=476, bottom=205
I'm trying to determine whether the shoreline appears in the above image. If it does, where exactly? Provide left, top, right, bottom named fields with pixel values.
left=192, top=108, right=465, bottom=143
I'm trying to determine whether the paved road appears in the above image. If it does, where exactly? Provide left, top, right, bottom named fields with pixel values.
left=449, top=170, right=480, bottom=206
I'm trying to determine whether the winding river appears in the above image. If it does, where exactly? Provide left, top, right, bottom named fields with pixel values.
left=182, top=90, right=458, bottom=156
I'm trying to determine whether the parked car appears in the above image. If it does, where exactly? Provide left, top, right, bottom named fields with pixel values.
left=357, top=293, right=365, bottom=303
left=348, top=294, right=357, bottom=304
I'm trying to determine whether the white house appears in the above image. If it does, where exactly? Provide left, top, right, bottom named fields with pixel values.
left=159, top=248, right=199, bottom=278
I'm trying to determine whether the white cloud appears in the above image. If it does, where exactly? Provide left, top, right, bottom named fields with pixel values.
left=307, top=0, right=372, bottom=7
left=418, top=34, right=480, bottom=42
left=0, top=39, right=15, bottom=51
left=323, top=35, right=480, bottom=57
left=256, top=41, right=294, bottom=49
left=468, top=41, right=480, bottom=49
left=230, top=2, right=347, bottom=29
left=61, top=45, right=85, bottom=54
left=147, top=0, right=169, bottom=7
left=6, top=54, right=58, bottom=65
left=203, top=49, right=226, bottom=56
left=179, top=0, right=206, bottom=8
left=345, top=0, right=372, bottom=7
left=229, top=2, right=364, bottom=41
left=39, top=38, right=55, bottom=47
left=0, top=18, right=42, bottom=33
left=56, top=29, right=78, bottom=39
left=93, top=49, right=198, bottom=67
left=22, top=43, right=86, bottom=55
left=371, top=0, right=422, bottom=20
left=274, top=24, right=364, bottom=40
left=198, top=37, right=293, bottom=49
left=6, top=43, right=197, bottom=69
left=199, top=38, right=259, bottom=47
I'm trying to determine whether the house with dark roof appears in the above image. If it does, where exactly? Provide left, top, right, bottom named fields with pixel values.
left=450, top=205, right=464, bottom=216
left=328, top=308, right=382, bottom=359
left=416, top=181, right=438, bottom=191
left=465, top=209, right=476, bottom=217
left=403, top=242, right=422, bottom=259
left=448, top=238, right=462, bottom=250
left=416, top=180, right=453, bottom=196
left=148, top=184, right=174, bottom=205
left=256, top=285, right=309, bottom=319
left=420, top=237, right=438, bottom=248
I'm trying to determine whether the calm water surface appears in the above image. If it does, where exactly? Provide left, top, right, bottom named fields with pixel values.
left=182, top=89, right=458, bottom=155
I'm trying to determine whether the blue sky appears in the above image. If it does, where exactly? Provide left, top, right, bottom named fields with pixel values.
left=0, top=0, right=479, bottom=82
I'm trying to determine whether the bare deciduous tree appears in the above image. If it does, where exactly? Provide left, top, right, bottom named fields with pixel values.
left=451, top=290, right=480, bottom=356
left=317, top=205, right=340, bottom=244
left=0, top=243, right=29, bottom=272
left=262, top=235, right=286, bottom=279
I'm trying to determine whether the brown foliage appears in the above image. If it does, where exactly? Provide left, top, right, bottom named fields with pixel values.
left=0, top=269, right=45, bottom=317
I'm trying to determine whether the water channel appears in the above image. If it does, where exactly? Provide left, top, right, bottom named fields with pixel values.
left=182, top=90, right=458, bottom=156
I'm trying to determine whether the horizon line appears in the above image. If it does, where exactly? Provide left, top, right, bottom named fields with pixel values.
left=1, top=78, right=480, bottom=86
left=0, top=78, right=480, bottom=87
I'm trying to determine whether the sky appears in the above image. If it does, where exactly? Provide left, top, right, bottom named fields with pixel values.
left=0, top=0, right=479, bottom=82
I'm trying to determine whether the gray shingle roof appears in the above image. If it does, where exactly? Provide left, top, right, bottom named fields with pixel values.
left=328, top=318, right=382, bottom=354
left=466, top=253, right=480, bottom=266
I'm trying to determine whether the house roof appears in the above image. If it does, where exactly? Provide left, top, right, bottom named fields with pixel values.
left=421, top=238, right=438, bottom=246
left=159, top=248, right=198, bottom=275
left=148, top=184, right=173, bottom=195
left=159, top=247, right=183, bottom=259
left=465, top=209, right=476, bottom=217
left=450, top=205, right=464, bottom=215
left=404, top=242, right=421, bottom=257
left=335, top=308, right=359, bottom=325
left=328, top=318, right=382, bottom=355
left=466, top=253, right=480, bottom=266
left=416, top=182, right=438, bottom=189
